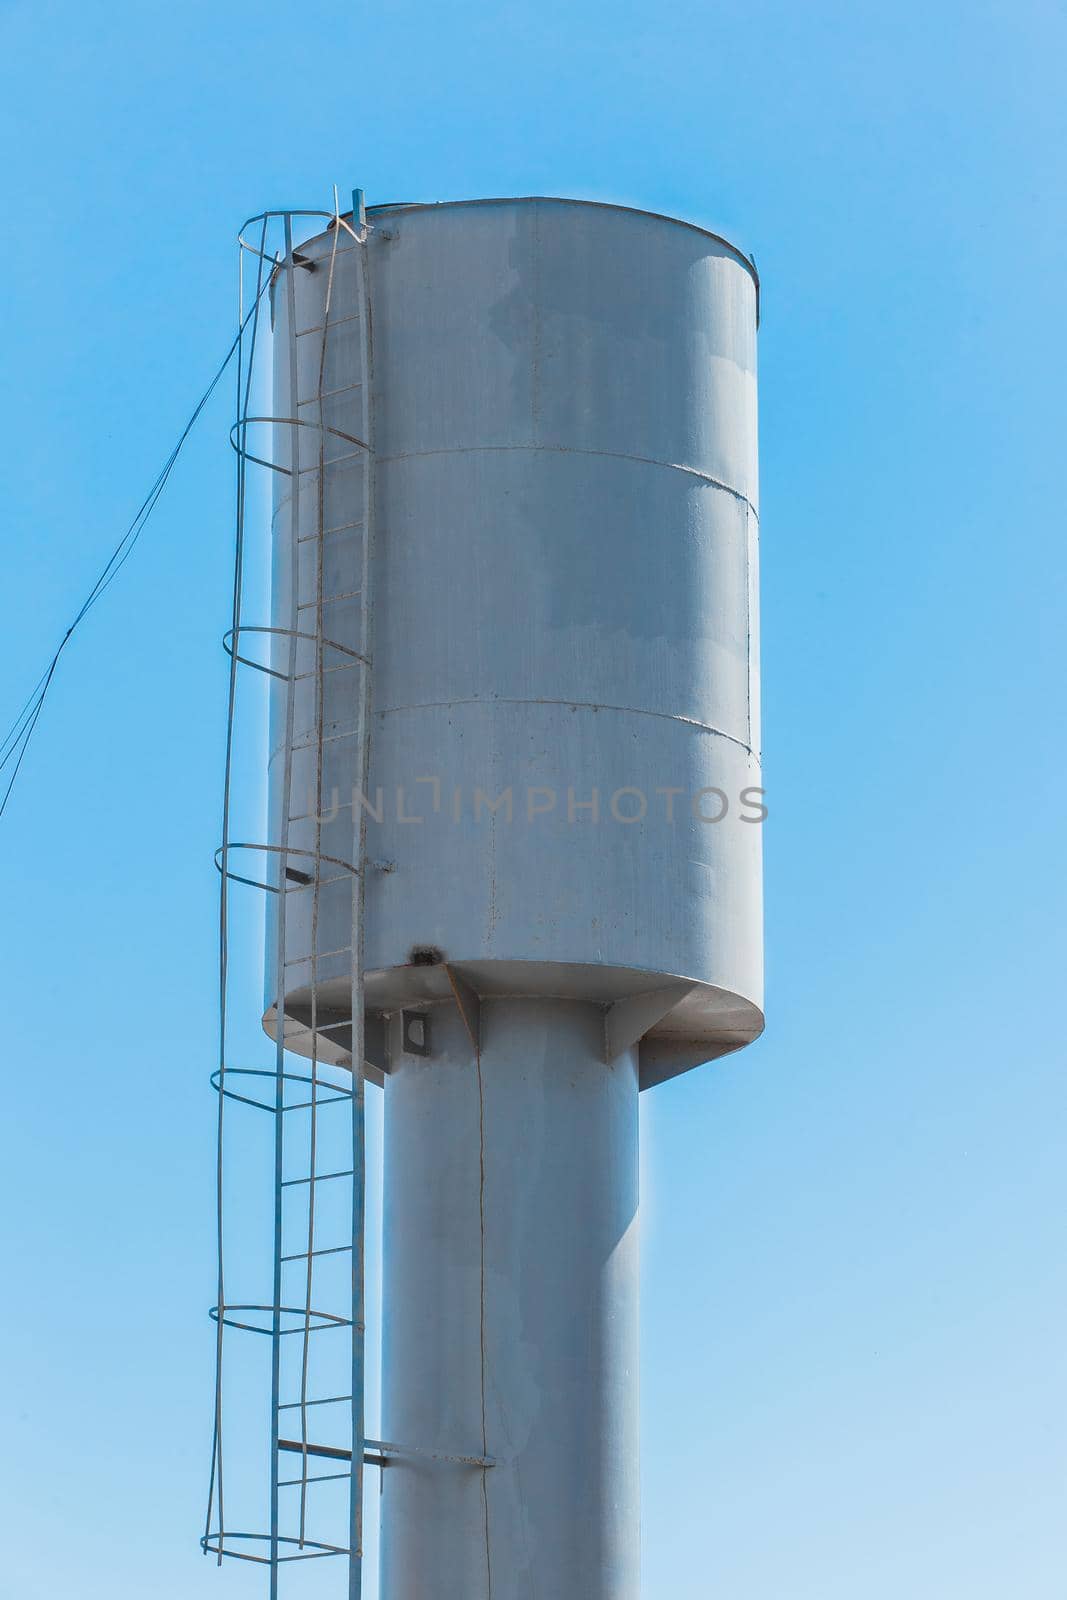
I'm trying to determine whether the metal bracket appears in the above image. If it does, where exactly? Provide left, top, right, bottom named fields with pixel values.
left=401, top=1010, right=431, bottom=1057
left=364, top=1012, right=387, bottom=1077
left=604, top=984, right=693, bottom=1063
left=444, top=965, right=481, bottom=1054
left=279, top=1435, right=494, bottom=1470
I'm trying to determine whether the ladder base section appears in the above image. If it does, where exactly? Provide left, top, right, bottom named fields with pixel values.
left=380, top=997, right=640, bottom=1600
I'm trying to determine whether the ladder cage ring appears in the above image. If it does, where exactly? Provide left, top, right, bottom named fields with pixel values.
left=229, top=415, right=370, bottom=479
left=237, top=206, right=360, bottom=266
left=222, top=623, right=369, bottom=682
left=209, top=1303, right=355, bottom=1337
left=201, top=1531, right=351, bottom=1565
left=214, top=840, right=360, bottom=895
left=210, top=1066, right=355, bottom=1115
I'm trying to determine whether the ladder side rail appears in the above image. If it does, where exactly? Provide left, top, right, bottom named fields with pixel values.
left=269, top=210, right=305, bottom=1599
left=348, top=185, right=374, bottom=1600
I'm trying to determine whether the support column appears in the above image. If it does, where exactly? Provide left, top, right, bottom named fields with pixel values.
left=380, top=997, right=640, bottom=1599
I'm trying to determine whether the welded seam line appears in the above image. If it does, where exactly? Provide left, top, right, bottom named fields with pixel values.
left=445, top=966, right=492, bottom=1595
left=373, top=698, right=757, bottom=757
left=475, top=1024, right=492, bottom=1597
left=371, top=443, right=758, bottom=518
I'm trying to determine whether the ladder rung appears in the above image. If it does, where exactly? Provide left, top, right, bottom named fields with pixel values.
left=287, top=660, right=363, bottom=680
left=297, top=593, right=363, bottom=611
left=297, top=380, right=366, bottom=405
left=281, top=1018, right=355, bottom=1034
left=298, top=450, right=363, bottom=477
left=280, top=1243, right=353, bottom=1261
left=281, top=1168, right=353, bottom=1188
left=279, top=1470, right=351, bottom=1486
left=297, top=518, right=365, bottom=544
left=295, top=310, right=363, bottom=337
left=279, top=1394, right=352, bottom=1410
left=284, top=947, right=351, bottom=966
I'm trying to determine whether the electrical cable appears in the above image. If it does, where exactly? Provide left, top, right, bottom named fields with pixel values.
left=0, top=275, right=274, bottom=821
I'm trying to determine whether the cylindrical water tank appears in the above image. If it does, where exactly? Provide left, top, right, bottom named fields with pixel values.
left=268, top=197, right=763, bottom=1079
left=266, top=196, right=762, bottom=1598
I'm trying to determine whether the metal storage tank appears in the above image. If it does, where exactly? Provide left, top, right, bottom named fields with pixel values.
left=266, top=195, right=762, bottom=1598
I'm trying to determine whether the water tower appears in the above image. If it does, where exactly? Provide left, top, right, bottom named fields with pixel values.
left=207, top=192, right=762, bottom=1598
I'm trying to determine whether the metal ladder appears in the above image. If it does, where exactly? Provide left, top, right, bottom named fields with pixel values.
left=205, top=192, right=375, bottom=1599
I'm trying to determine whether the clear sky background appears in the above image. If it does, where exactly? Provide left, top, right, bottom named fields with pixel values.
left=1, top=1, right=1064, bottom=1595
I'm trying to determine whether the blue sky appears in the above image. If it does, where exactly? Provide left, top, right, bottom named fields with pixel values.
left=1, top=0, right=1065, bottom=1595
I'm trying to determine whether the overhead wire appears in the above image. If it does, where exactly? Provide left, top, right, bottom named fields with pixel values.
left=0, top=273, right=275, bottom=821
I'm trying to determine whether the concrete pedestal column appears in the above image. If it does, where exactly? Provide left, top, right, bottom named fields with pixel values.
left=380, top=997, right=640, bottom=1600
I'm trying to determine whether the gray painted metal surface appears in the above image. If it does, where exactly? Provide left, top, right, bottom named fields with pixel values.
left=263, top=196, right=762, bottom=1596
left=268, top=197, right=763, bottom=1077
left=380, top=998, right=640, bottom=1599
